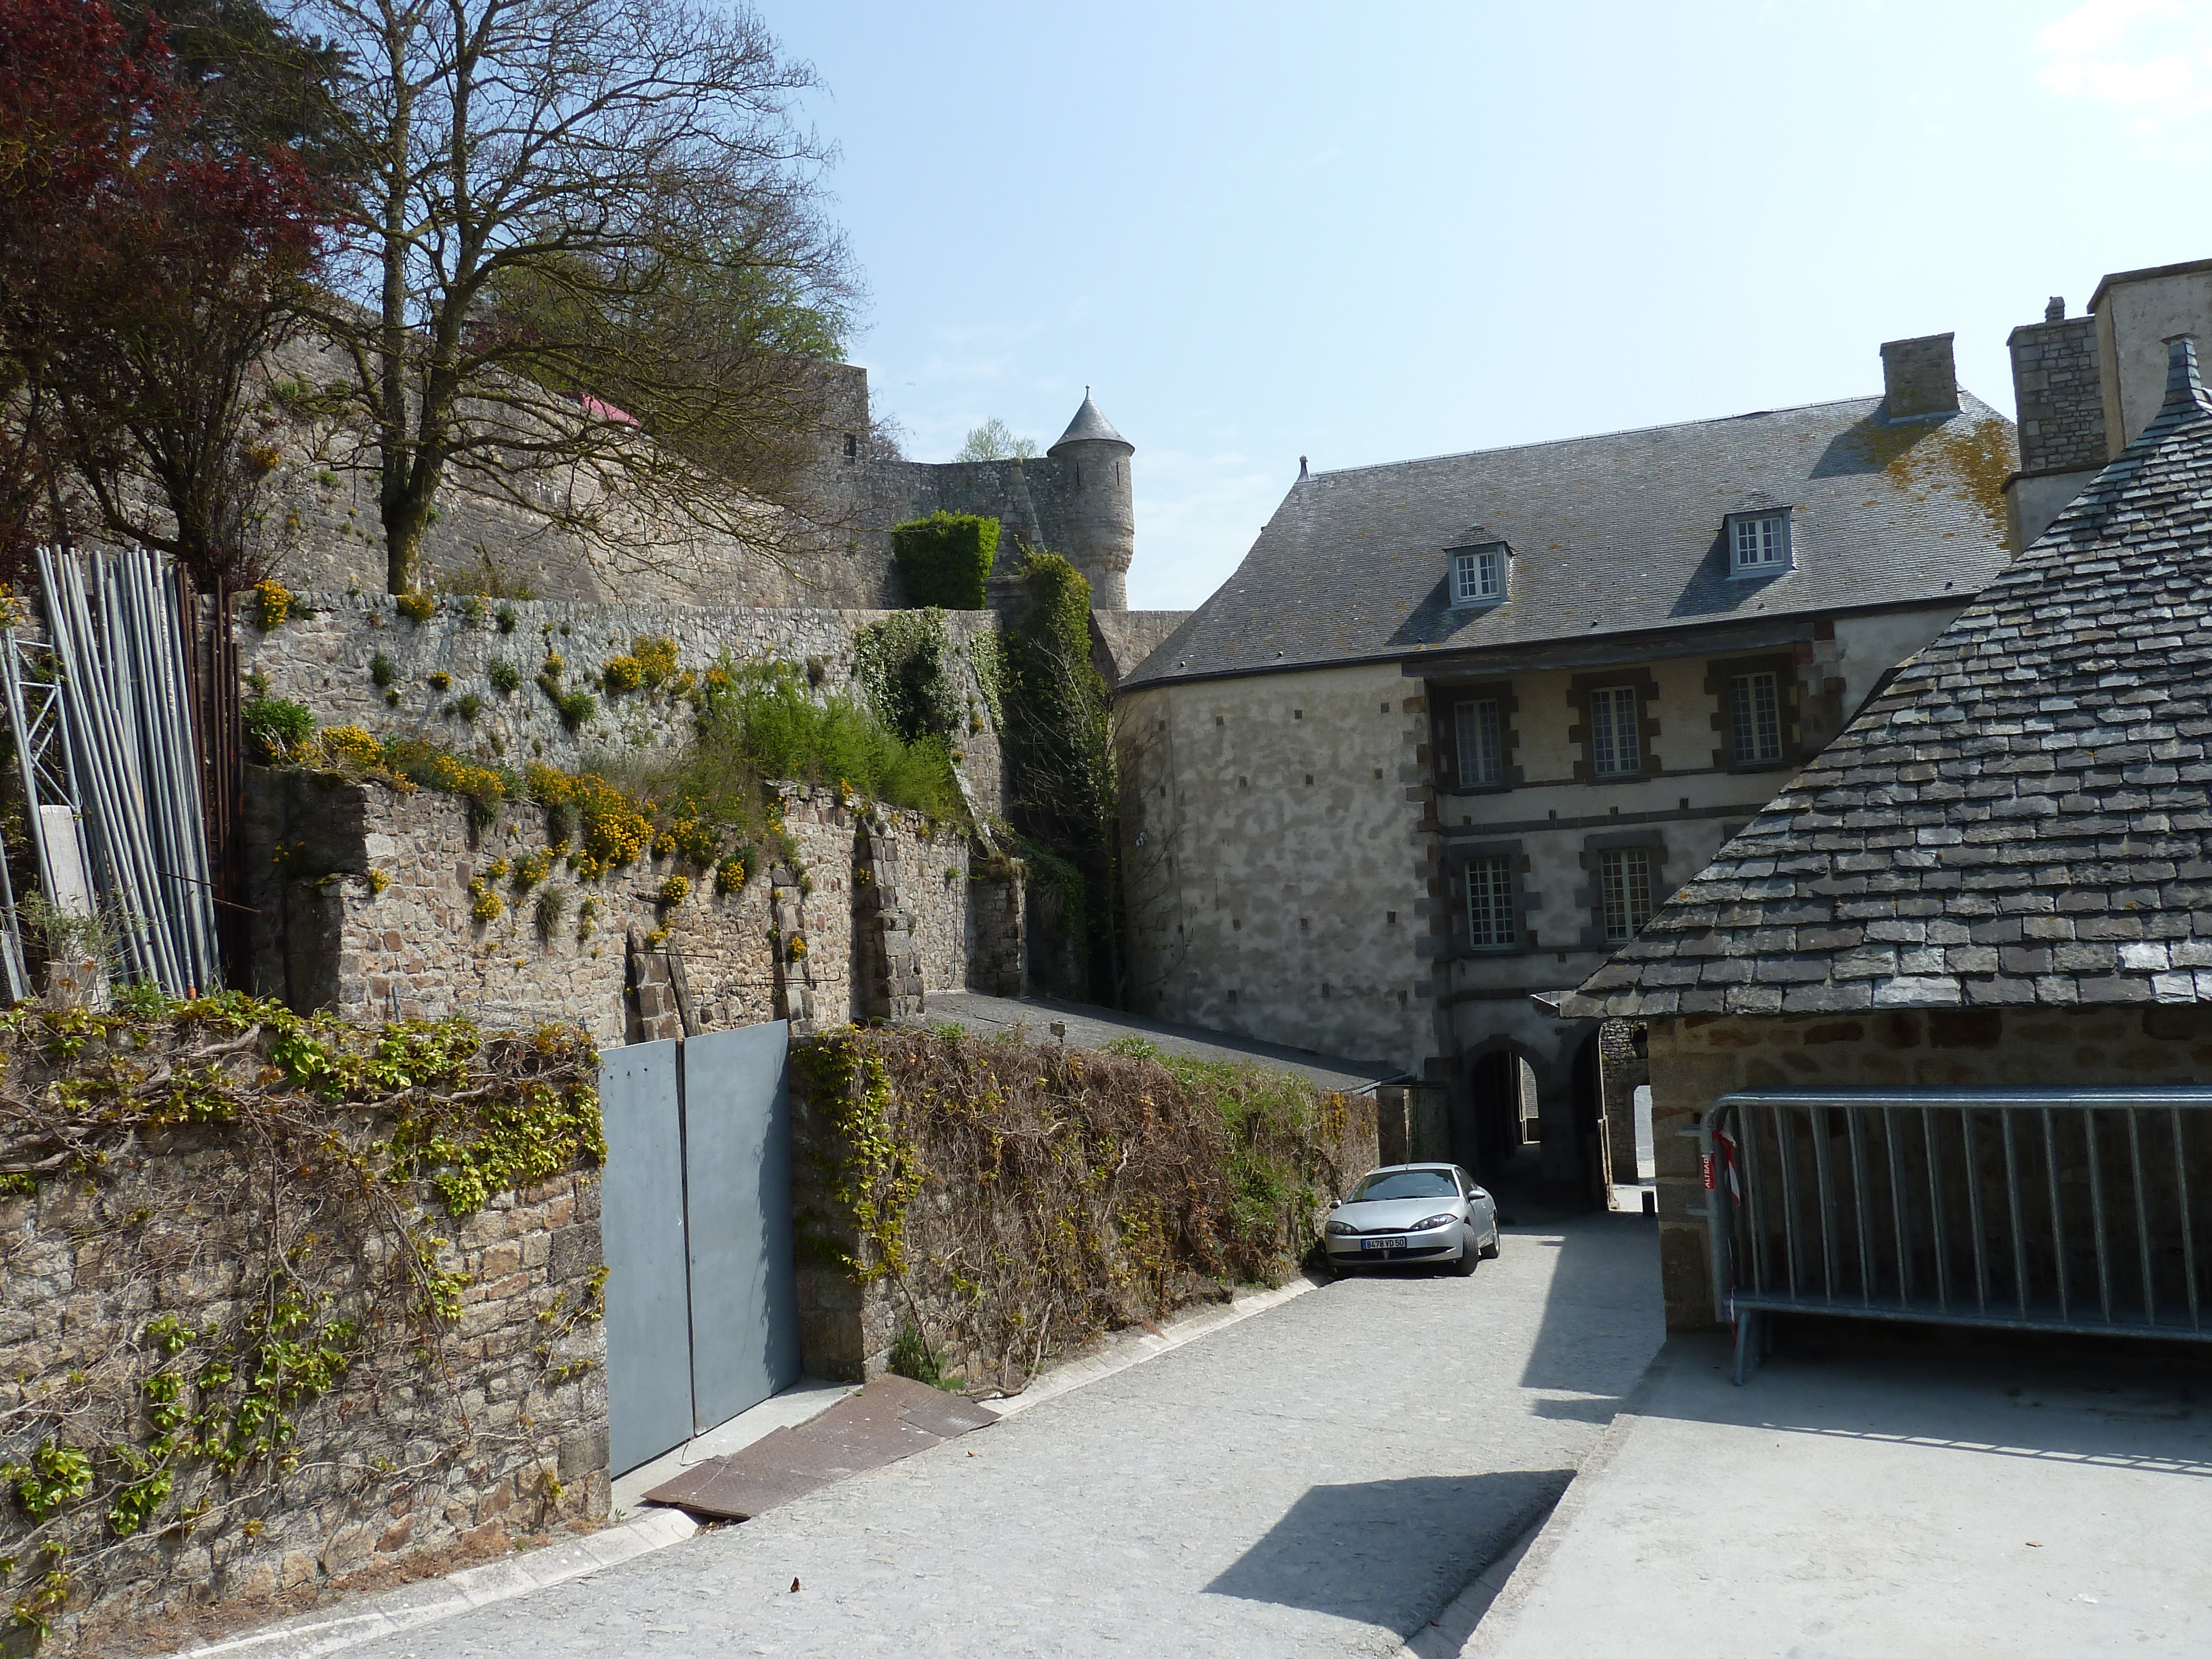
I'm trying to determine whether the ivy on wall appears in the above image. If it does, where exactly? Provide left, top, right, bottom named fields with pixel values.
left=999, top=549, right=1118, bottom=998
left=890, top=513, right=999, bottom=611
left=792, top=1024, right=1366, bottom=1392
left=0, top=997, right=602, bottom=1646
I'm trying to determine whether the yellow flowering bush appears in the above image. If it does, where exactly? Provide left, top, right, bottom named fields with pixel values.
left=657, top=812, right=722, bottom=865
left=318, top=725, right=384, bottom=770
left=658, top=875, right=689, bottom=907
left=714, top=854, right=747, bottom=896
left=600, top=655, right=643, bottom=695
left=632, top=637, right=679, bottom=688
left=526, top=764, right=650, bottom=867
left=467, top=879, right=503, bottom=921
left=514, top=847, right=556, bottom=888
left=395, top=592, right=435, bottom=623
left=252, top=578, right=293, bottom=630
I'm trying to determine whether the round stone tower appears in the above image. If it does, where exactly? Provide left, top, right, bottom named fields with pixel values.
left=1046, top=390, right=1135, bottom=609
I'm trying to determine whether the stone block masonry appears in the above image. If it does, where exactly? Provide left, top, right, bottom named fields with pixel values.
left=242, top=769, right=1006, bottom=1045
left=0, top=1152, right=606, bottom=1656
left=2007, top=312, right=2107, bottom=477
left=239, top=593, right=1010, bottom=823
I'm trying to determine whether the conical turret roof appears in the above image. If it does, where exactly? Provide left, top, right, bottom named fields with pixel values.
left=1049, top=390, right=1131, bottom=455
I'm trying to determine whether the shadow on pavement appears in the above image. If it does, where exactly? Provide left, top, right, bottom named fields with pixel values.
left=1644, top=1318, right=2212, bottom=1475
left=1516, top=1211, right=1665, bottom=1397
left=1203, top=1470, right=1572, bottom=1631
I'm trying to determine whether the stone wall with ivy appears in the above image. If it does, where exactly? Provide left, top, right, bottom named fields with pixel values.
left=0, top=999, right=607, bottom=1656
left=237, top=593, right=1009, bottom=823
left=242, top=771, right=994, bottom=1046
left=789, top=1026, right=1378, bottom=1388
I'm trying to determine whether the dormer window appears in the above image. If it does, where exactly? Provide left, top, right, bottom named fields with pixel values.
left=1728, top=509, right=1791, bottom=577
left=1449, top=543, right=1509, bottom=607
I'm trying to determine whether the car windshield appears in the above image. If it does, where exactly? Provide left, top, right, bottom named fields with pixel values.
left=1350, top=1170, right=1458, bottom=1202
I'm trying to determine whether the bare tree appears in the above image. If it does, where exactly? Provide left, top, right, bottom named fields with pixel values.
left=954, top=418, right=1037, bottom=462
left=296, top=0, right=862, bottom=594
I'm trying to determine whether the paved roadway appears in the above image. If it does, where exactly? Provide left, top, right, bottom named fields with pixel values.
left=346, top=1212, right=1661, bottom=1659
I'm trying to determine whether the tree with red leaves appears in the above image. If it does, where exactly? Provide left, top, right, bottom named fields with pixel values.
left=0, top=0, right=327, bottom=584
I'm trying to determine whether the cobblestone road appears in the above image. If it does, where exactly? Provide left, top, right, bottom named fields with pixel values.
left=347, top=1212, right=1661, bottom=1659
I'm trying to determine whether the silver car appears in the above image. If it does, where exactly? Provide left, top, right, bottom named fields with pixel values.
left=1322, top=1162, right=1500, bottom=1276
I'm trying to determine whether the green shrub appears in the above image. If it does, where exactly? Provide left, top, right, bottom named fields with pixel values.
left=685, top=662, right=966, bottom=828
left=487, top=659, right=522, bottom=695
left=887, top=1325, right=946, bottom=1387
left=243, top=696, right=314, bottom=763
left=369, top=651, right=398, bottom=689
left=540, top=672, right=596, bottom=731
left=853, top=608, right=961, bottom=744
left=890, top=512, right=999, bottom=610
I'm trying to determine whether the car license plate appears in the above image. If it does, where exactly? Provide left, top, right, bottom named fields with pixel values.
left=1360, top=1237, right=1406, bottom=1252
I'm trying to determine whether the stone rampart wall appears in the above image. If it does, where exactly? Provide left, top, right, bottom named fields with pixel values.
left=242, top=769, right=1001, bottom=1045
left=238, top=594, right=1009, bottom=821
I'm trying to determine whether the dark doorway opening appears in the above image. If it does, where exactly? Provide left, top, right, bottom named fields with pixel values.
left=1464, top=1051, right=1526, bottom=1186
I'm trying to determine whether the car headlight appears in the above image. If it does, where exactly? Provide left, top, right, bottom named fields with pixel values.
left=1408, top=1214, right=1458, bottom=1231
left=1325, top=1219, right=1358, bottom=1236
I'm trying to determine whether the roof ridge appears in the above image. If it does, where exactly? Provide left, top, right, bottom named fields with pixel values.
left=1302, top=392, right=2005, bottom=482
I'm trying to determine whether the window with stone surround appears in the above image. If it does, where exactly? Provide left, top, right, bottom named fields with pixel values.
left=1730, top=671, right=1782, bottom=764
left=1598, top=848, right=1654, bottom=942
left=1466, top=856, right=1516, bottom=948
left=1456, top=698, right=1504, bottom=787
left=1588, top=686, right=1640, bottom=776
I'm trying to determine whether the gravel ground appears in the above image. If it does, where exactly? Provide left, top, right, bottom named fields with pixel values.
left=340, top=1212, right=1661, bottom=1659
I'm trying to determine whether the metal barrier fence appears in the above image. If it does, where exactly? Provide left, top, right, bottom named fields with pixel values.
left=1703, top=1089, right=2212, bottom=1383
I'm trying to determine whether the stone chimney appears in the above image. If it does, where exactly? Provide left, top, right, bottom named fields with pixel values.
left=1880, top=333, right=1959, bottom=421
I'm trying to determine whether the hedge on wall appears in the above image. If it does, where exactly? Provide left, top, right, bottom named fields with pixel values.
left=890, top=512, right=999, bottom=611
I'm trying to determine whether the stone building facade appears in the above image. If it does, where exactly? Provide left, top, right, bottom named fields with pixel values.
left=1572, top=335, right=2212, bottom=1327
left=1118, top=335, right=2018, bottom=1201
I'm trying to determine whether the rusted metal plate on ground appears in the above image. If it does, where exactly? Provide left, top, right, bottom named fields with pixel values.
left=643, top=1377, right=999, bottom=1522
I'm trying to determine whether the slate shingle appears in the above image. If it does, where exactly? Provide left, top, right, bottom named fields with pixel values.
left=1567, top=338, right=2212, bottom=1017
left=1125, top=394, right=2015, bottom=686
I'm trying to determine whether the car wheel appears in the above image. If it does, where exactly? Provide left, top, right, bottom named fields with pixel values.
left=1478, top=1228, right=1501, bottom=1260
left=1451, top=1238, right=1478, bottom=1276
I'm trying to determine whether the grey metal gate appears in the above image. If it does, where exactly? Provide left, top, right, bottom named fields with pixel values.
left=598, top=1021, right=800, bottom=1473
left=598, top=1040, right=692, bottom=1474
left=680, top=1022, right=800, bottom=1433
left=1704, top=1088, right=2212, bottom=1383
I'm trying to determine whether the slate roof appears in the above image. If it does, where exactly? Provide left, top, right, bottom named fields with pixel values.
left=1567, top=337, right=2212, bottom=1019
left=1049, top=393, right=1130, bottom=453
left=1125, top=393, right=2015, bottom=687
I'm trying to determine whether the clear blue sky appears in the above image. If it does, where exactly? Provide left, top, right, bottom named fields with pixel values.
left=771, top=0, right=2212, bottom=610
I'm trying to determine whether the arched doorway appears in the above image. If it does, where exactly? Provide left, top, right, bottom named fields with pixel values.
left=1463, top=1048, right=1533, bottom=1184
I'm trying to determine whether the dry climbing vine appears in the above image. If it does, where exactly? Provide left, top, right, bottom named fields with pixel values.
left=0, top=994, right=602, bottom=1648
left=792, top=1025, right=1365, bottom=1394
